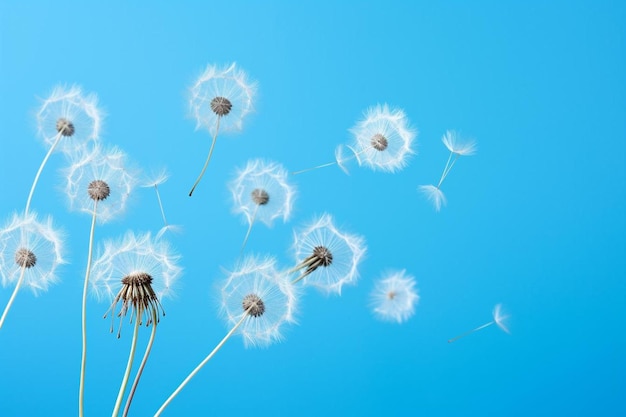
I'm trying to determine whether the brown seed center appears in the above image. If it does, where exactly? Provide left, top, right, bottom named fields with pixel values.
left=387, top=291, right=396, bottom=300
left=313, top=245, right=333, bottom=267
left=242, top=293, right=265, bottom=317
left=88, top=179, right=111, bottom=201
left=121, top=272, right=153, bottom=286
left=371, top=133, right=388, bottom=151
left=210, top=96, right=233, bottom=117
left=15, top=247, right=37, bottom=268
left=251, top=188, right=270, bottom=205
left=56, top=117, right=75, bottom=137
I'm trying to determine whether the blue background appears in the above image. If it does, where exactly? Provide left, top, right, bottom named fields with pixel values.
left=1, top=1, right=625, bottom=416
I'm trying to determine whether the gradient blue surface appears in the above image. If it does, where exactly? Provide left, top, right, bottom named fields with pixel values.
left=1, top=1, right=625, bottom=416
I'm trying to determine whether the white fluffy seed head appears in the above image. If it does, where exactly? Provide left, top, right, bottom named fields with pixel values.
left=370, top=270, right=419, bottom=324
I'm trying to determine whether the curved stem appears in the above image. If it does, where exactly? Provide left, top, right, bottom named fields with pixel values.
left=0, top=266, right=27, bottom=330
left=189, top=117, right=221, bottom=197
left=112, top=314, right=141, bottom=417
left=122, top=309, right=158, bottom=417
left=239, top=205, right=259, bottom=255
left=153, top=311, right=249, bottom=417
left=79, top=201, right=98, bottom=417
left=25, top=132, right=62, bottom=215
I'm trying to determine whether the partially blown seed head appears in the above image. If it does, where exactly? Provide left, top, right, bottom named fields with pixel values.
left=371, top=133, right=389, bottom=151
left=15, top=248, right=37, bottom=269
left=56, top=117, right=75, bottom=137
left=242, top=293, right=265, bottom=317
left=210, top=96, right=233, bottom=116
left=251, top=188, right=270, bottom=205
left=88, top=179, right=111, bottom=201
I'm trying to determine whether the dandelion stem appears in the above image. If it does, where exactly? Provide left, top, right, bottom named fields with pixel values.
left=122, top=309, right=158, bottom=417
left=240, top=204, right=259, bottom=255
left=447, top=321, right=494, bottom=343
left=112, top=313, right=141, bottom=417
left=0, top=266, right=27, bottom=330
left=189, top=116, right=221, bottom=196
left=79, top=201, right=98, bottom=417
left=154, top=184, right=169, bottom=228
left=154, top=310, right=250, bottom=416
left=25, top=131, right=62, bottom=215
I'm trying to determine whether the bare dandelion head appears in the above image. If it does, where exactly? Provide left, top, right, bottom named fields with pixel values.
left=56, top=117, right=75, bottom=137
left=210, top=96, right=233, bottom=117
left=350, top=104, right=416, bottom=172
left=90, top=232, right=182, bottom=336
left=87, top=179, right=111, bottom=201
left=14, top=248, right=37, bottom=269
left=251, top=188, right=270, bottom=205
left=292, top=214, right=366, bottom=295
left=242, top=293, right=265, bottom=317
left=370, top=270, right=419, bottom=324
left=371, top=133, right=389, bottom=151
left=221, top=255, right=297, bottom=347
left=230, top=159, right=295, bottom=227
left=0, top=212, right=65, bottom=294
left=36, top=85, right=102, bottom=154
left=190, top=63, right=257, bottom=135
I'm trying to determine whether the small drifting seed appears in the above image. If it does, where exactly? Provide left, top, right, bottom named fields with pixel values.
left=210, top=96, right=233, bottom=116
left=15, top=248, right=37, bottom=268
left=242, top=293, right=265, bottom=317
left=371, top=133, right=388, bottom=151
left=56, top=118, right=75, bottom=137
left=88, top=179, right=111, bottom=201
left=251, top=188, right=270, bottom=205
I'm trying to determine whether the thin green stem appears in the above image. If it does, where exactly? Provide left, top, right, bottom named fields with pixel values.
left=112, top=313, right=141, bottom=417
left=79, top=201, right=98, bottom=417
left=447, top=321, right=494, bottom=343
left=0, top=266, right=27, bottom=330
left=189, top=117, right=221, bottom=196
left=153, top=311, right=250, bottom=417
left=25, top=132, right=62, bottom=215
left=122, top=309, right=158, bottom=417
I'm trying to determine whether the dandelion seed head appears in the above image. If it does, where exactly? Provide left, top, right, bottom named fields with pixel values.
left=210, top=96, right=233, bottom=116
left=14, top=248, right=37, bottom=269
left=251, top=188, right=270, bottom=205
left=190, top=63, right=257, bottom=134
left=293, top=213, right=366, bottom=295
left=36, top=85, right=102, bottom=154
left=63, top=144, right=137, bottom=223
left=140, top=168, right=170, bottom=188
left=0, top=212, right=65, bottom=294
left=370, top=270, right=419, bottom=324
left=242, top=293, right=265, bottom=317
left=220, top=255, right=297, bottom=347
left=230, top=159, right=295, bottom=227
left=349, top=104, right=416, bottom=172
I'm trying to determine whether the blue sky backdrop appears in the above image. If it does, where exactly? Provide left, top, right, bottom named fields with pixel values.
left=1, top=1, right=625, bottom=416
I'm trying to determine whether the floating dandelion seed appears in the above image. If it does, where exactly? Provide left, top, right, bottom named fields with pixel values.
left=153, top=255, right=296, bottom=416
left=349, top=104, right=416, bottom=173
left=90, top=232, right=181, bottom=416
left=419, top=130, right=476, bottom=211
left=447, top=303, right=510, bottom=343
left=291, top=213, right=366, bottom=295
left=229, top=159, right=295, bottom=252
left=0, top=212, right=65, bottom=330
left=291, top=104, right=416, bottom=175
left=188, top=62, right=257, bottom=196
left=140, top=169, right=181, bottom=239
left=370, top=270, right=419, bottom=324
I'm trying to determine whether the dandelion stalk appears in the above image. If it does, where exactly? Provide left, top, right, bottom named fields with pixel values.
left=112, top=312, right=141, bottom=417
left=79, top=201, right=98, bottom=417
left=122, top=308, right=158, bottom=417
left=189, top=116, right=221, bottom=196
left=154, top=308, right=251, bottom=417
left=0, top=266, right=27, bottom=330
left=25, top=131, right=63, bottom=215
